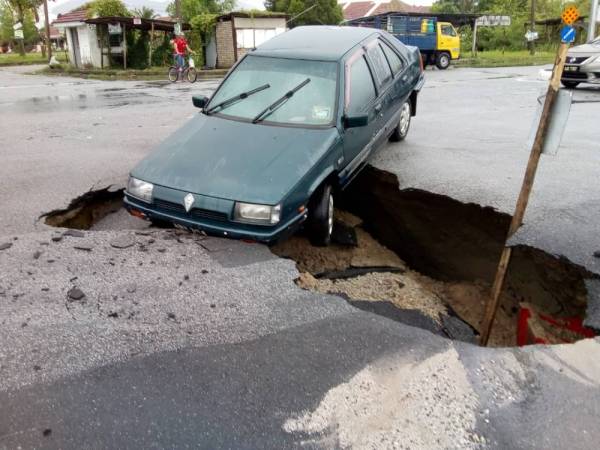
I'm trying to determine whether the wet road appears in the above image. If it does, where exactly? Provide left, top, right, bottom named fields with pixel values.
left=1, top=65, right=600, bottom=449
left=0, top=65, right=218, bottom=234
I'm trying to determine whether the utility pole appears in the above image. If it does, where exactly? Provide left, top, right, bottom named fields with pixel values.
left=43, top=0, right=52, bottom=62
left=175, top=0, right=181, bottom=25
left=589, top=0, right=599, bottom=41
left=529, top=0, right=536, bottom=55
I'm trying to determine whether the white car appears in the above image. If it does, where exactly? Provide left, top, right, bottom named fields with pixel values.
left=561, top=36, right=600, bottom=88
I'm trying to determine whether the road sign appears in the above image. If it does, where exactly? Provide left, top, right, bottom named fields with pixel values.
left=560, top=25, right=576, bottom=43
left=525, top=30, right=539, bottom=41
left=527, top=89, right=573, bottom=155
left=14, top=29, right=24, bottom=39
left=133, top=17, right=141, bottom=25
left=561, top=5, right=580, bottom=25
left=13, top=22, right=22, bottom=30
left=475, top=15, right=511, bottom=27
left=174, top=22, right=182, bottom=35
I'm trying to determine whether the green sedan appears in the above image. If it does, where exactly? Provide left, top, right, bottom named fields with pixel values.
left=125, top=25, right=424, bottom=245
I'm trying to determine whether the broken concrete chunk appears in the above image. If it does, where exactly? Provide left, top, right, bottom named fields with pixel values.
left=74, top=243, right=93, bottom=251
left=51, top=235, right=63, bottom=242
left=63, top=229, right=85, bottom=238
left=67, top=287, right=86, bottom=301
left=0, top=242, right=12, bottom=251
left=110, top=235, right=135, bottom=249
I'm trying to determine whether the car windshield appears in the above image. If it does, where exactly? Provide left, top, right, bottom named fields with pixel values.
left=207, top=55, right=338, bottom=126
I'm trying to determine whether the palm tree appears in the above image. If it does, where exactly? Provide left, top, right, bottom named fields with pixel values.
left=132, top=6, right=158, bottom=19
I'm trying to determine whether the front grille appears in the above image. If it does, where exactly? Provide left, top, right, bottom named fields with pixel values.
left=566, top=56, right=590, bottom=64
left=562, top=71, right=589, bottom=80
left=153, top=199, right=229, bottom=222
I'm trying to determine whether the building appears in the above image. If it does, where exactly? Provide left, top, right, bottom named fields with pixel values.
left=339, top=0, right=430, bottom=22
left=214, top=12, right=288, bottom=69
left=52, top=8, right=96, bottom=68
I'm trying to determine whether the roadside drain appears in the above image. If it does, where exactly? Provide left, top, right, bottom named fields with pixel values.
left=43, top=170, right=597, bottom=347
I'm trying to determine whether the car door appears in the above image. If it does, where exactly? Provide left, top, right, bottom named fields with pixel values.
left=364, top=39, right=398, bottom=149
left=340, top=50, right=379, bottom=186
left=378, top=37, right=412, bottom=115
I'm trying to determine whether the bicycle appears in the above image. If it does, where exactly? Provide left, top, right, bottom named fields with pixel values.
left=168, top=56, right=197, bottom=83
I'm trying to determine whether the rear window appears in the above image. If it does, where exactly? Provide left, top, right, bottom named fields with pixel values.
left=380, top=40, right=405, bottom=75
left=367, top=44, right=393, bottom=87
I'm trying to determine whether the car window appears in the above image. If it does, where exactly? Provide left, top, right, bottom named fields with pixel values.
left=379, top=40, right=405, bottom=75
left=347, top=56, right=376, bottom=115
left=441, top=25, right=457, bottom=37
left=366, top=43, right=393, bottom=87
left=207, top=55, right=337, bottom=126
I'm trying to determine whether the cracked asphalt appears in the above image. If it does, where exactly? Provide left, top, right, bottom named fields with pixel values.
left=1, top=65, right=600, bottom=449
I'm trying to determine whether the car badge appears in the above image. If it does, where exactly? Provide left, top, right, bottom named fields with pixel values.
left=569, top=57, right=575, bottom=63
left=183, top=193, right=195, bottom=212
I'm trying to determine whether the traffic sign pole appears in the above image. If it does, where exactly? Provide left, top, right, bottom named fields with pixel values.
left=479, top=42, right=571, bottom=346
left=43, top=0, right=52, bottom=62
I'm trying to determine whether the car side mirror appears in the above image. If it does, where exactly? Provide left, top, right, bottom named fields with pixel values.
left=192, top=95, right=209, bottom=109
left=344, top=114, right=369, bottom=128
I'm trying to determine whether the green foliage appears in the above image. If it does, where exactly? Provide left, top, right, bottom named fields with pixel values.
left=267, top=0, right=343, bottom=26
left=132, top=6, right=158, bottom=19
left=166, top=0, right=235, bottom=21
left=0, top=1, right=14, bottom=44
left=189, top=13, right=217, bottom=67
left=87, top=0, right=130, bottom=18
left=151, top=33, right=174, bottom=66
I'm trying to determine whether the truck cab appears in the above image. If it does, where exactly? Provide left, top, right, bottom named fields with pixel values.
left=437, top=22, right=460, bottom=65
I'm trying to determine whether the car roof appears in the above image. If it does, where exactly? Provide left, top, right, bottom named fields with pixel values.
left=251, top=26, right=379, bottom=61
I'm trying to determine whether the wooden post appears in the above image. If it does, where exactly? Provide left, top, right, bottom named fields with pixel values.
left=479, top=42, right=570, bottom=346
left=471, top=20, right=478, bottom=56
left=43, top=0, right=52, bottom=62
left=148, top=22, right=154, bottom=67
left=123, top=23, right=127, bottom=69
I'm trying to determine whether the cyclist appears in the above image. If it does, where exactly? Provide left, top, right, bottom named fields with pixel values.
left=172, top=32, right=195, bottom=71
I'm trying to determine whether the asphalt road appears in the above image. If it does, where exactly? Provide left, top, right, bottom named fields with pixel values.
left=1, top=65, right=600, bottom=449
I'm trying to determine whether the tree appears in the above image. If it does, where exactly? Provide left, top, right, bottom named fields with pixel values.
left=6, top=0, right=42, bottom=55
left=87, top=0, right=130, bottom=18
left=0, top=0, right=15, bottom=46
left=166, top=0, right=235, bottom=22
left=267, top=0, right=343, bottom=26
left=132, top=6, right=158, bottom=19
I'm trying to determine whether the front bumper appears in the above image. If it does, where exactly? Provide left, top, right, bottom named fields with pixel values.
left=124, top=195, right=307, bottom=243
left=562, top=65, right=600, bottom=83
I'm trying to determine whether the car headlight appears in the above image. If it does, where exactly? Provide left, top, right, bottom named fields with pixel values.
left=127, top=176, right=153, bottom=203
left=234, top=202, right=281, bottom=225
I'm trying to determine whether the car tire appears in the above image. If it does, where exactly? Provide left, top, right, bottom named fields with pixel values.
left=561, top=80, right=579, bottom=89
left=308, top=184, right=334, bottom=247
left=435, top=52, right=451, bottom=70
left=389, top=101, right=411, bottom=142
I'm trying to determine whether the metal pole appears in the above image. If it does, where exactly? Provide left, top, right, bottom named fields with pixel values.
left=43, top=0, right=52, bottom=61
left=471, top=20, right=478, bottom=56
left=175, top=0, right=181, bottom=24
left=529, top=0, right=536, bottom=55
left=480, top=42, right=570, bottom=346
left=589, top=0, right=599, bottom=41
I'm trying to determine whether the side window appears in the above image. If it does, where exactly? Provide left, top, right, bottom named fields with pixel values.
left=379, top=41, right=405, bottom=75
left=366, top=43, right=392, bottom=87
left=347, top=56, right=376, bottom=115
left=441, top=25, right=457, bottom=37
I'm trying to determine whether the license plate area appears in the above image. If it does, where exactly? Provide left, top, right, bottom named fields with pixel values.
left=564, top=65, right=579, bottom=72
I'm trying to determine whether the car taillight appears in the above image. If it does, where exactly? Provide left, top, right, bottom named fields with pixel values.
left=419, top=52, right=424, bottom=72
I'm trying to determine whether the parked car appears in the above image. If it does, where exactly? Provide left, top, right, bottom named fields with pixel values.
left=561, top=36, right=600, bottom=88
left=125, top=26, right=424, bottom=245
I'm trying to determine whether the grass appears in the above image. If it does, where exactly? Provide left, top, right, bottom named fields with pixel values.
left=0, top=51, right=68, bottom=66
left=455, top=50, right=556, bottom=68
left=34, top=64, right=228, bottom=81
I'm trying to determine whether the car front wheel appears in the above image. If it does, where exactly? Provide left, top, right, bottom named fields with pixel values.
left=561, top=80, right=580, bottom=89
left=308, top=184, right=333, bottom=246
left=389, top=101, right=411, bottom=142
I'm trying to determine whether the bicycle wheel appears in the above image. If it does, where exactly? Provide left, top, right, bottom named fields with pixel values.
left=168, top=66, right=179, bottom=82
left=187, top=67, right=197, bottom=83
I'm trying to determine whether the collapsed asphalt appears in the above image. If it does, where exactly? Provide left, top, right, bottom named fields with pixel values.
left=1, top=65, right=600, bottom=448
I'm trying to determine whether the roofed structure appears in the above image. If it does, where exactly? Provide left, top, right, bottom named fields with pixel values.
left=340, top=0, right=430, bottom=22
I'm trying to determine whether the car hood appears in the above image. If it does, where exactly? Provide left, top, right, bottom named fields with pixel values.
left=568, top=43, right=600, bottom=54
left=132, top=113, right=340, bottom=205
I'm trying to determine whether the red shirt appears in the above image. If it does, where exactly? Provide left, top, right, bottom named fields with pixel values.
left=174, top=37, right=187, bottom=55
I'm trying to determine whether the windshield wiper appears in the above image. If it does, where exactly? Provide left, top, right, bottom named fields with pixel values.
left=252, top=78, right=311, bottom=124
left=205, top=83, right=270, bottom=115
